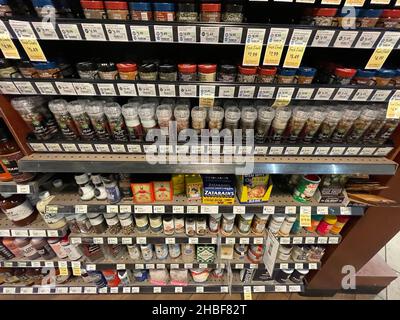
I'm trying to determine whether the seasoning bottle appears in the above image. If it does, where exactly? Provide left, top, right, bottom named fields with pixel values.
left=138, top=103, right=158, bottom=134
left=101, top=174, right=122, bottom=204
left=270, top=107, right=292, bottom=143
left=168, top=244, right=181, bottom=259
left=36, top=191, right=67, bottom=229
left=75, top=214, right=94, bottom=233
left=275, top=269, right=294, bottom=283
left=91, top=174, right=108, bottom=200
left=375, top=118, right=400, bottom=144
left=89, top=214, right=108, bottom=234
left=65, top=214, right=80, bottom=234
left=277, top=68, right=296, bottom=84
left=69, top=100, right=97, bottom=141
left=223, top=106, right=241, bottom=135
left=268, top=215, right=285, bottom=235
left=0, top=0, right=12, bottom=17
left=98, top=62, right=119, bottom=80
left=208, top=213, right=222, bottom=233
left=122, top=103, right=144, bottom=141
left=156, top=104, right=173, bottom=135
left=196, top=216, right=207, bottom=235
left=291, top=245, right=310, bottom=262
left=2, top=238, right=22, bottom=258
left=222, top=1, right=243, bottom=23
left=105, top=103, right=129, bottom=142
left=76, top=62, right=98, bottom=79
left=163, top=215, right=175, bottom=235
left=241, top=106, right=258, bottom=134
left=311, top=8, right=337, bottom=26
left=301, top=107, right=327, bottom=143
left=48, top=99, right=79, bottom=140
left=0, top=58, right=20, bottom=78
left=31, top=238, right=56, bottom=260
left=316, top=215, right=337, bottom=236
left=153, top=2, right=175, bottom=21
left=159, top=63, right=177, bottom=81
left=221, top=212, right=235, bottom=236
left=104, top=1, right=130, bottom=20
left=140, top=244, right=154, bottom=261
left=255, top=106, right=275, bottom=143
left=237, top=213, right=254, bottom=235
left=129, top=2, right=153, bottom=21
left=377, top=9, right=400, bottom=28
left=81, top=0, right=107, bottom=19
left=237, top=66, right=257, bottom=83
left=296, top=67, right=316, bottom=84
left=60, top=235, right=82, bottom=261
left=174, top=105, right=190, bottom=134
left=316, top=107, right=342, bottom=142
left=346, top=107, right=379, bottom=143
left=285, top=107, right=310, bottom=143
left=375, top=69, right=396, bottom=87
left=139, top=62, right=158, bottom=81
left=208, top=106, right=224, bottom=132
left=127, top=244, right=141, bottom=260
left=331, top=106, right=361, bottom=143
left=330, top=216, right=350, bottom=235
left=75, top=173, right=95, bottom=201
left=251, top=214, right=268, bottom=235
left=0, top=240, right=15, bottom=260
left=118, top=213, right=134, bottom=235
left=278, top=216, right=297, bottom=236
left=185, top=216, right=196, bottom=236
left=17, top=60, right=38, bottom=78
left=178, top=64, right=197, bottom=81
left=135, top=214, right=150, bottom=232
left=86, top=101, right=112, bottom=141
left=14, top=238, right=40, bottom=260
left=104, top=212, right=122, bottom=234
left=218, top=64, right=237, bottom=82
left=330, top=67, right=357, bottom=85
left=200, top=2, right=221, bottom=22
left=257, top=66, right=277, bottom=83
left=198, top=64, right=217, bottom=82
left=191, top=107, right=208, bottom=134
left=117, top=62, right=138, bottom=80
left=352, top=69, right=376, bottom=86
left=177, top=1, right=198, bottom=22
left=0, top=193, right=38, bottom=227
left=149, top=215, right=163, bottom=233
left=362, top=107, right=386, bottom=142
left=277, top=245, right=293, bottom=261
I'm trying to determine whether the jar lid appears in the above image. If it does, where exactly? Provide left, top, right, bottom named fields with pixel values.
left=48, top=99, right=68, bottom=113
left=275, top=107, right=292, bottom=119
left=122, top=103, right=139, bottom=118
left=139, top=63, right=157, bottom=73
left=224, top=3, right=243, bottom=13
left=97, top=62, right=117, bottom=72
left=376, top=69, right=396, bottom=78
left=174, top=105, right=190, bottom=119
left=105, top=102, right=122, bottom=116
left=296, top=269, right=310, bottom=275
left=381, top=9, right=400, bottom=18
left=159, top=64, right=177, bottom=73
left=86, top=100, right=105, bottom=115
left=258, top=106, right=275, bottom=122
left=279, top=68, right=297, bottom=76
left=191, top=106, right=207, bottom=118
left=323, top=215, right=337, bottom=224
left=209, top=106, right=224, bottom=119
left=76, top=61, right=97, bottom=72
left=156, top=104, right=173, bottom=119
left=32, top=61, right=58, bottom=70
left=177, top=2, right=196, bottom=11
left=238, top=65, right=257, bottom=75
left=153, top=2, right=175, bottom=11
left=282, top=269, right=294, bottom=274
left=198, top=64, right=217, bottom=73
left=129, top=2, right=152, bottom=11
left=241, top=106, right=258, bottom=122
left=312, top=214, right=325, bottom=222
left=219, top=64, right=237, bottom=74
left=104, top=1, right=128, bottom=10
left=355, top=69, right=376, bottom=78
left=334, top=67, right=357, bottom=79
left=117, top=62, right=138, bottom=72
left=312, top=8, right=337, bottom=17
left=258, top=66, right=277, bottom=76
left=80, top=0, right=105, bottom=10
left=201, top=3, right=221, bottom=11
left=223, top=212, right=235, bottom=220
left=297, top=67, right=316, bottom=77
left=178, top=63, right=197, bottom=73
left=358, top=9, right=383, bottom=18
left=75, top=173, right=90, bottom=184
left=225, top=106, right=241, bottom=122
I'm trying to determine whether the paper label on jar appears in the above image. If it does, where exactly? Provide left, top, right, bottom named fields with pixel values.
left=4, top=199, right=34, bottom=222
left=283, top=29, right=312, bottom=68
left=365, top=32, right=400, bottom=70
left=263, top=28, right=288, bottom=66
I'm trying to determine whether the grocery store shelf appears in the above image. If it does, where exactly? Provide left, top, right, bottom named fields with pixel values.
left=0, top=174, right=52, bottom=194
left=277, top=230, right=341, bottom=245
left=46, top=193, right=365, bottom=216
left=0, top=215, right=68, bottom=238
left=0, top=78, right=397, bottom=102
left=18, top=153, right=398, bottom=175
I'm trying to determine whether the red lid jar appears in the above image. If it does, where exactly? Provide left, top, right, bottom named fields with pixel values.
left=80, top=1, right=107, bottom=19
left=104, top=1, right=130, bottom=20
left=178, top=64, right=197, bottom=81
left=200, top=3, right=222, bottom=22
left=117, top=62, right=138, bottom=80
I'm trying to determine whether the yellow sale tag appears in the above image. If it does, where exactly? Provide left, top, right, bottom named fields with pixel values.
left=344, top=0, right=365, bottom=6
left=58, top=267, right=69, bottom=277
left=300, top=212, right=312, bottom=227
left=272, top=87, right=294, bottom=108
left=283, top=45, right=306, bottom=69
left=199, top=97, right=214, bottom=108
left=19, top=39, right=47, bottom=62
left=397, top=0, right=400, bottom=6
left=243, top=43, right=263, bottom=66
left=263, top=43, right=285, bottom=66
left=321, top=0, right=341, bottom=4
left=386, top=100, right=400, bottom=119
left=370, top=0, right=390, bottom=4
left=365, top=47, right=392, bottom=70
left=272, top=98, right=291, bottom=108
left=244, top=291, right=252, bottom=300
left=0, top=37, right=20, bottom=59
left=72, top=267, right=81, bottom=276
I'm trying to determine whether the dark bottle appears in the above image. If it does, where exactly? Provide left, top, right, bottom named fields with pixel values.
left=0, top=193, right=38, bottom=227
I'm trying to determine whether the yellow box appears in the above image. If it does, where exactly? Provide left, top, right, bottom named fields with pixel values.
left=236, top=174, right=273, bottom=203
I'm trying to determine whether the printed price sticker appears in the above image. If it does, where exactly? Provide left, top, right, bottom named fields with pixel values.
left=253, top=286, right=265, bottom=293
left=317, top=237, right=328, bottom=244
left=45, top=143, right=62, bottom=152
left=272, top=87, right=295, bottom=107
left=36, top=82, right=57, bottom=95
left=29, top=230, right=47, bottom=237
left=295, top=263, right=304, bottom=270
left=69, top=287, right=82, bottom=294
left=223, top=27, right=243, bottom=44
left=345, top=147, right=361, bottom=155
left=344, top=0, right=365, bottom=5
left=70, top=238, right=81, bottom=245
left=334, top=88, right=354, bottom=101
left=55, top=82, right=76, bottom=95
left=371, top=90, right=391, bottom=102
left=280, top=263, right=289, bottom=269
left=73, top=83, right=96, bottom=96
left=200, top=26, right=219, bottom=43
left=329, top=237, right=340, bottom=244
left=81, top=23, right=106, bottom=41
left=9, top=20, right=36, bottom=38
left=296, top=88, right=314, bottom=100
left=285, top=147, right=299, bottom=155
left=184, top=263, right=193, bottom=269
left=353, top=89, right=373, bottom=101
left=16, top=184, right=30, bottom=194
left=234, top=206, right=246, bottom=214
left=334, top=31, right=358, bottom=48
left=158, top=84, right=176, bottom=97
left=199, top=85, right=216, bottom=107
left=55, top=287, right=69, bottom=294
left=178, top=26, right=196, bottom=43
left=196, top=286, right=204, bottom=293
left=170, top=264, right=179, bottom=269
left=221, top=286, right=229, bottom=293
left=58, top=24, right=82, bottom=40
left=340, top=207, right=352, bottom=215
left=0, top=82, right=19, bottom=94
left=254, top=237, right=264, bottom=244
left=305, top=237, right=315, bottom=244
left=110, top=144, right=126, bottom=153
left=317, top=207, right=329, bottom=215
left=0, top=21, right=20, bottom=59
left=93, top=237, right=104, bottom=244
left=93, top=144, right=109, bottom=152
left=366, top=32, right=400, bottom=70
left=263, top=28, right=288, bottom=66
left=360, top=147, right=377, bottom=156
left=137, top=84, right=157, bottom=96
left=108, top=238, right=118, bottom=245
left=97, top=83, right=117, bottom=96
left=293, top=237, right=303, bottom=244
left=172, top=206, right=184, bottom=214
left=275, top=285, right=287, bottom=292
left=289, top=285, right=302, bottom=292
left=263, top=206, right=275, bottom=214
left=387, top=91, right=400, bottom=119
left=0, top=230, right=10, bottom=237
left=314, top=88, right=335, bottom=100
left=105, top=24, right=128, bottom=41
left=300, top=209, right=311, bottom=227
left=355, top=31, right=380, bottom=49
left=186, top=206, right=198, bottom=214
left=86, top=264, right=96, bottom=271
left=189, top=237, right=199, bottom=244
left=285, top=206, right=297, bottom=214
left=127, top=145, right=141, bottom=153
left=84, top=287, right=97, bottom=294
left=122, top=238, right=132, bottom=245
left=20, top=287, right=34, bottom=294
left=3, top=287, right=16, bottom=294
left=107, top=205, right=119, bottom=213
left=280, top=237, right=291, bottom=244
left=238, top=86, right=256, bottom=98
left=225, top=238, right=236, bottom=244
left=174, top=287, right=183, bottom=293
left=283, top=29, right=312, bottom=68
left=311, top=30, right=334, bottom=47
left=130, top=26, right=151, bottom=41
left=179, top=85, right=197, bottom=97
left=32, top=22, right=58, bottom=40
left=309, top=263, right=318, bottom=270
left=136, top=237, right=147, bottom=244
left=218, top=86, right=235, bottom=98
left=116, top=264, right=126, bottom=270
left=240, top=238, right=250, bottom=244
left=254, top=146, right=268, bottom=155
left=376, top=147, right=393, bottom=156
left=315, top=147, right=330, bottom=155
left=166, top=238, right=175, bottom=244
left=11, top=229, right=29, bottom=237
left=14, top=81, right=36, bottom=94
left=244, top=286, right=252, bottom=300
left=75, top=205, right=87, bottom=214
left=257, top=87, right=275, bottom=99
left=72, top=261, right=81, bottom=276
left=300, top=147, right=315, bottom=155
left=243, top=28, right=266, bottom=66
left=117, top=83, right=137, bottom=96
left=154, top=25, right=173, bottom=42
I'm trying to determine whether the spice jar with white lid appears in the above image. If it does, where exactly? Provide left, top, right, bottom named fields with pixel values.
left=191, top=107, right=208, bottom=134
left=174, top=105, right=190, bottom=134
left=255, top=106, right=275, bottom=143
left=48, top=238, right=68, bottom=259
left=135, top=214, right=150, bottom=232
left=277, top=245, right=293, bottom=261
left=251, top=213, right=269, bottom=235
left=268, top=215, right=285, bottom=235
left=279, top=216, right=297, bottom=236
left=149, top=215, right=163, bottom=233
left=241, top=106, right=258, bottom=133
left=196, top=216, right=207, bottom=235
left=174, top=215, right=185, bottom=234
left=105, top=103, right=129, bottom=142
left=86, top=101, right=111, bottom=141
left=36, top=190, right=67, bottom=229
left=221, top=212, right=235, bottom=236
left=127, top=244, right=141, bottom=260
left=91, top=174, right=107, bottom=201
left=270, top=107, right=292, bottom=143
left=155, top=244, right=169, bottom=260
left=140, top=244, right=154, bottom=261
left=61, top=236, right=82, bottom=261
left=75, top=173, right=95, bottom=201
left=208, top=106, right=224, bottom=132
left=138, top=103, right=157, bottom=134
left=237, top=213, right=254, bottom=235
left=122, top=103, right=144, bottom=141
left=223, top=106, right=241, bottom=135
left=185, top=217, right=196, bottom=236
left=156, top=104, right=173, bottom=134
left=119, top=213, right=135, bottom=235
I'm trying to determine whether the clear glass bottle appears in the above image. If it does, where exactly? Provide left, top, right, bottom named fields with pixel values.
left=208, top=106, right=225, bottom=132
left=105, top=102, right=129, bottom=142
left=346, top=107, right=379, bottom=143
left=156, top=104, right=173, bottom=135
left=191, top=107, right=208, bottom=134
left=255, top=106, right=275, bottom=143
left=270, top=107, right=292, bottom=143
left=122, top=103, right=144, bottom=141
left=69, top=100, right=97, bottom=141
left=48, top=99, right=79, bottom=140
left=285, top=107, right=310, bottom=143
left=331, top=106, right=361, bottom=143
left=138, top=103, right=157, bottom=134
left=224, top=106, right=241, bottom=135
left=301, top=107, right=327, bottom=143
left=86, top=101, right=112, bottom=141
left=316, top=107, right=342, bottom=142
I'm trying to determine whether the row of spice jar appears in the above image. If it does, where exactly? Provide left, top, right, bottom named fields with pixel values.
left=277, top=244, right=325, bottom=263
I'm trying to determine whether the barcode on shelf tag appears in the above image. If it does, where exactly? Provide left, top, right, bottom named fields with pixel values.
left=201, top=206, right=218, bottom=214
left=254, top=238, right=264, bottom=244
left=154, top=25, right=173, bottom=42
left=177, top=25, right=196, bottom=43
left=105, top=24, right=128, bottom=42
left=280, top=237, right=291, bottom=244
left=355, top=31, right=380, bottom=49
left=84, top=287, right=97, bottom=294
left=275, top=285, right=287, bottom=292
left=81, top=23, right=106, bottom=41
left=283, top=29, right=312, bottom=68
left=240, top=238, right=250, bottom=245
left=58, top=24, right=82, bottom=40
left=75, top=205, right=87, bottom=214
left=97, top=83, right=117, bottom=96
left=200, top=26, right=220, bottom=43
left=175, top=287, right=183, bottom=293
left=153, top=287, right=162, bottom=293
left=225, top=238, right=236, bottom=244
left=329, top=237, right=340, bottom=244
left=263, top=28, right=288, bottom=66
left=334, top=31, right=358, bottom=48
left=292, top=237, right=303, bottom=244
left=305, top=237, right=315, bottom=244
left=166, top=238, right=175, bottom=244
left=289, top=285, right=302, bottom=292
left=136, top=237, right=147, bottom=244
left=135, top=205, right=152, bottom=214
left=108, top=238, right=118, bottom=245
left=184, top=263, right=193, bottom=269
left=93, top=238, right=104, bottom=244
left=14, top=82, right=36, bottom=94
left=340, top=207, right=352, bottom=215
left=11, top=230, right=29, bottom=237
left=223, top=26, right=243, bottom=44
left=311, top=30, right=335, bottom=47
left=189, top=238, right=199, bottom=244
left=196, top=286, right=204, bottom=293
left=131, top=25, right=151, bottom=41
left=280, top=263, right=289, bottom=269
left=371, top=90, right=391, bottom=102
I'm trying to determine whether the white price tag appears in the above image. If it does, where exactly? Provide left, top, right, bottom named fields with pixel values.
left=130, top=26, right=151, bottom=42
left=269, top=146, right=284, bottom=155
left=45, top=143, right=62, bottom=152
left=334, top=31, right=358, bottom=48
left=317, top=237, right=328, bottom=244
left=315, top=147, right=330, bottom=155
left=36, top=82, right=57, bottom=95
left=97, top=83, right=117, bottom=96
left=122, top=287, right=131, bottom=294
left=58, top=24, right=82, bottom=40
left=221, top=286, right=229, bottom=293
left=240, top=238, right=250, bottom=245
left=116, top=264, right=126, bottom=270
left=86, top=264, right=96, bottom=271
left=334, top=88, right=354, bottom=101
left=355, top=31, right=381, bottom=49
left=154, top=25, right=173, bottom=42
left=314, top=88, right=335, bottom=100
left=70, top=237, right=82, bottom=245
left=280, top=237, right=291, bottom=244
left=73, top=83, right=96, bottom=96
left=9, top=20, right=36, bottom=38
left=238, top=86, right=256, bottom=98
left=56, top=287, right=69, bottom=294
left=345, top=147, right=361, bottom=155
left=75, top=205, right=87, bottom=214
left=254, top=146, right=268, bottom=155
left=360, top=147, right=377, bottom=156
left=110, top=144, right=126, bottom=153
left=311, top=30, right=335, bottom=47
left=158, top=84, right=176, bottom=97
left=150, top=206, right=164, bottom=214
left=189, top=237, right=199, bottom=244
left=300, top=147, right=315, bottom=155
left=166, top=238, right=175, bottom=244
left=179, top=85, right=197, bottom=97
left=14, top=82, right=37, bottom=94
left=200, top=26, right=220, bottom=43
left=132, top=205, right=151, bottom=214
left=223, top=27, right=243, bottom=44
left=55, top=82, right=77, bottom=95
left=38, top=287, right=51, bottom=294
left=196, top=286, right=204, bottom=293
left=108, top=238, right=118, bottom=245
left=285, top=147, right=299, bottom=155
left=317, top=207, right=329, bottom=215
left=135, top=264, right=144, bottom=270
left=11, top=229, right=29, bottom=237
left=198, top=263, right=208, bottom=269
left=289, top=285, right=302, bottom=292
left=117, top=83, right=137, bottom=96
left=110, top=287, right=119, bottom=294
left=186, top=206, right=198, bottom=214
left=225, top=238, right=236, bottom=244
left=330, top=147, right=345, bottom=156
left=16, top=184, right=30, bottom=194
left=309, top=263, right=318, bottom=270
left=295, top=263, right=304, bottom=270
left=201, top=206, right=219, bottom=214
left=136, top=237, right=147, bottom=244
left=218, top=86, right=235, bottom=98
left=170, top=264, right=180, bottom=269
left=371, top=90, right=391, bottom=102
left=62, top=143, right=78, bottom=152
left=69, top=287, right=83, bottom=294
left=29, top=230, right=47, bottom=237
left=184, top=263, right=193, bottom=269
left=233, top=206, right=246, bottom=214
left=0, top=230, right=10, bottom=237
left=93, top=237, right=104, bottom=244
left=98, top=287, right=108, bottom=294
left=263, top=206, right=275, bottom=214
left=253, top=286, right=265, bottom=293
left=285, top=206, right=297, bottom=214
left=177, top=26, right=196, bottom=43
left=153, top=287, right=162, bottom=293
left=20, top=287, right=34, bottom=294
left=174, top=287, right=183, bottom=293
left=107, top=205, right=119, bottom=214
left=275, top=285, right=287, bottom=292
left=30, top=143, right=48, bottom=152
left=3, top=287, right=16, bottom=294
left=374, top=147, right=393, bottom=156
left=235, top=264, right=244, bottom=269
left=172, top=206, right=184, bottom=214
left=305, top=237, right=315, bottom=244
left=340, top=207, right=352, bottom=215
left=257, top=87, right=275, bottom=99
left=352, top=89, right=373, bottom=101
left=292, top=237, right=303, bottom=244
left=280, top=263, right=289, bottom=269
left=146, top=264, right=155, bottom=269
left=122, top=238, right=132, bottom=245
left=127, top=145, right=142, bottom=153
left=249, top=264, right=258, bottom=269
left=254, top=238, right=264, bottom=244
left=105, top=24, right=128, bottom=42
left=296, top=88, right=314, bottom=100
left=137, top=84, right=157, bottom=97
left=32, top=22, right=58, bottom=40
left=81, top=23, right=106, bottom=41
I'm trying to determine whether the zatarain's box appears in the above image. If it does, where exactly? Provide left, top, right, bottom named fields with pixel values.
left=202, top=175, right=235, bottom=205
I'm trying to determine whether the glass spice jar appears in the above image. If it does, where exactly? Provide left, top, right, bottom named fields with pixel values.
left=149, top=215, right=163, bottom=233
left=119, top=213, right=135, bottom=235
left=32, top=62, right=62, bottom=79
left=255, top=106, right=275, bottom=143
left=285, top=107, right=310, bottom=143
left=0, top=194, right=38, bottom=227
left=208, top=106, right=225, bottom=132
left=177, top=1, right=198, bottom=22
left=76, top=61, right=98, bottom=79
left=270, top=107, right=292, bottom=143
left=218, top=64, right=237, bottom=82
left=331, top=106, right=361, bottom=143
left=174, top=215, right=185, bottom=234
left=98, top=62, right=119, bottom=80
left=237, top=213, right=254, bottom=235
left=88, top=214, right=108, bottom=234
left=139, top=63, right=158, bottom=81
left=117, top=62, right=138, bottom=80
left=307, top=245, right=325, bottom=262
left=301, top=107, right=326, bottom=143
left=268, top=215, right=285, bottom=235
left=237, top=66, right=257, bottom=83
left=198, top=64, right=217, bottom=82
left=357, top=9, right=383, bottom=28
left=296, top=67, right=316, bottom=84
left=277, top=245, right=293, bottom=261
left=221, top=212, right=235, bottom=236
left=375, top=69, right=396, bottom=87
left=316, top=106, right=342, bottom=142
left=362, top=106, right=386, bottom=143
left=196, top=216, right=207, bottom=235
left=278, top=216, right=297, bottom=237
left=200, top=3, right=221, bottom=22
left=185, top=217, right=196, bottom=236
left=153, top=2, right=175, bottom=22
left=330, top=67, right=357, bottom=85
left=277, top=68, right=296, bottom=84
left=224, top=106, right=241, bottom=135
left=209, top=213, right=222, bottom=233
left=122, top=103, right=144, bottom=141
left=86, top=101, right=112, bottom=141
left=156, top=104, right=173, bottom=134
left=163, top=215, right=175, bottom=235
left=311, top=8, right=337, bottom=26
left=81, top=0, right=107, bottom=19
left=65, top=215, right=80, bottom=234
left=375, top=118, right=400, bottom=144
left=291, top=245, right=310, bottom=262
left=135, top=214, right=150, bottom=232
left=138, top=103, right=157, bottom=134
left=48, top=99, right=79, bottom=140
left=178, top=64, right=197, bottom=81
left=105, top=102, right=129, bottom=142
left=257, top=66, right=277, bottom=83
left=159, top=63, right=177, bottom=81
left=104, top=1, right=130, bottom=20
left=191, top=106, right=208, bottom=134
left=75, top=173, right=95, bottom=201
left=174, top=105, right=190, bottom=134
left=377, top=9, right=400, bottom=29
left=129, top=2, right=153, bottom=21
left=251, top=214, right=269, bottom=235
left=222, top=1, right=243, bottom=23
left=76, top=214, right=94, bottom=233
left=351, top=69, right=376, bottom=86
left=346, top=107, right=379, bottom=143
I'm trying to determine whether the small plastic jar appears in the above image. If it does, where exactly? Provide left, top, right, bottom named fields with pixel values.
left=118, top=213, right=135, bottom=235
left=208, top=106, right=225, bottom=131
left=81, top=0, right=107, bottom=19
left=159, top=63, right=177, bottom=81
left=222, top=1, right=243, bottom=23
left=32, top=62, right=62, bottom=79
left=153, top=2, right=175, bottom=22
left=198, top=64, right=217, bottom=82
left=221, top=212, right=235, bottom=236
left=200, top=3, right=221, bottom=22
left=277, top=68, right=296, bottom=84
left=257, top=66, right=277, bottom=83
left=352, top=69, right=376, bottom=86
left=178, top=64, right=197, bottom=81
left=209, top=213, right=222, bottom=233
left=331, top=106, right=361, bottom=143
left=311, top=8, right=337, bottom=26
left=129, top=2, right=153, bottom=21
left=330, top=216, right=350, bottom=235
left=375, top=69, right=396, bottom=87
left=77, top=62, right=98, bottom=79
left=268, top=216, right=285, bottom=235
left=156, top=104, right=173, bottom=133
left=237, top=66, right=257, bottom=83
left=105, top=1, right=129, bottom=20
left=117, top=62, right=138, bottom=80
left=191, top=106, right=208, bottom=133
left=305, top=215, right=324, bottom=233
left=98, top=62, right=118, bottom=80
left=218, top=64, right=237, bottom=82
left=316, top=215, right=337, bottom=236
left=138, top=103, right=157, bottom=133
left=177, top=1, right=198, bottom=22
left=357, top=9, right=383, bottom=28
left=277, top=245, right=293, bottom=261
left=286, top=107, right=310, bottom=143
left=237, top=213, right=254, bottom=235
left=279, top=216, right=297, bottom=237
left=347, top=107, right=379, bottom=143
left=377, top=9, right=400, bottom=29
left=255, top=106, right=275, bottom=143
left=316, top=106, right=342, bottom=142
left=251, top=214, right=269, bottom=235
left=224, top=106, right=241, bottom=134
left=330, top=67, right=357, bottom=85
left=89, top=214, right=108, bottom=234
left=296, top=67, right=316, bottom=84
left=174, top=105, right=190, bottom=133
left=139, top=63, right=158, bottom=81
left=241, top=106, right=258, bottom=133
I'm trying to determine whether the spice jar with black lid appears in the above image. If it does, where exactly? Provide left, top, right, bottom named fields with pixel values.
left=177, top=0, right=198, bottom=22
left=218, top=64, right=237, bottom=82
left=88, top=213, right=108, bottom=234
left=222, top=0, right=244, bottom=23
left=289, top=269, right=309, bottom=284
left=76, top=62, right=98, bottom=79
left=97, top=62, right=119, bottom=80
left=139, top=63, right=158, bottom=81
left=159, top=63, right=178, bottom=81
left=274, top=269, right=294, bottom=283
